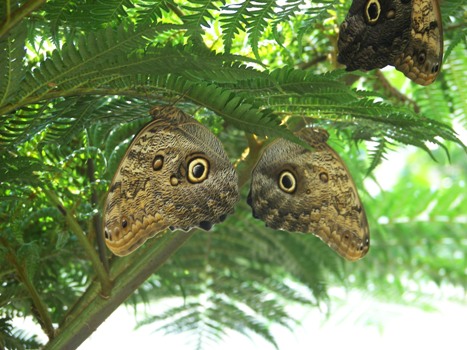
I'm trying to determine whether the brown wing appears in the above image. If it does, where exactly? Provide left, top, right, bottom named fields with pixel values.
left=248, top=128, right=369, bottom=261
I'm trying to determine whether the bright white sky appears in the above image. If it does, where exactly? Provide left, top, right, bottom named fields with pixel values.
left=82, top=291, right=466, bottom=350
left=17, top=288, right=466, bottom=349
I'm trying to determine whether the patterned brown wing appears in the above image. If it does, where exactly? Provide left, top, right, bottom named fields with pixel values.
left=104, top=107, right=239, bottom=256
left=338, top=0, right=443, bottom=85
left=394, top=0, right=443, bottom=85
left=248, top=128, right=369, bottom=261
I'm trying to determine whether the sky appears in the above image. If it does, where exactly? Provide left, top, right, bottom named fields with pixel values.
left=17, top=287, right=466, bottom=349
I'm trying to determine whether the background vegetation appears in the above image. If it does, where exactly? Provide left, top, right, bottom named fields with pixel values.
left=0, top=0, right=466, bottom=348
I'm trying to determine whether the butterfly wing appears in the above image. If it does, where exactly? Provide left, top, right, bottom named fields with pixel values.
left=248, top=128, right=370, bottom=261
left=337, top=0, right=412, bottom=71
left=338, top=0, right=443, bottom=85
left=104, top=107, right=239, bottom=256
left=394, top=0, right=443, bottom=85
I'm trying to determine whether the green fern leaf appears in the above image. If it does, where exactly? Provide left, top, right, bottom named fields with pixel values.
left=219, top=1, right=250, bottom=53
left=133, top=0, right=175, bottom=25
left=89, top=0, right=134, bottom=25
left=0, top=23, right=27, bottom=106
left=245, top=0, right=275, bottom=60
left=0, top=153, right=57, bottom=185
left=11, top=23, right=187, bottom=108
left=181, top=0, right=223, bottom=42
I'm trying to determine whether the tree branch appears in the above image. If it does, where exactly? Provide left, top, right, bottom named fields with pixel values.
left=0, top=0, right=46, bottom=40
left=1, top=238, right=55, bottom=340
left=44, top=229, right=196, bottom=350
left=43, top=188, right=112, bottom=296
left=86, top=157, right=109, bottom=273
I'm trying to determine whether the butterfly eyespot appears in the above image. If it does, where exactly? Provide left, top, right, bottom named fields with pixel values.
left=319, top=172, right=329, bottom=183
left=153, top=155, right=164, bottom=171
left=104, top=229, right=110, bottom=240
left=170, top=176, right=179, bottom=186
left=417, top=51, right=426, bottom=64
left=278, top=171, right=297, bottom=194
left=364, top=0, right=381, bottom=25
left=431, top=63, right=439, bottom=73
left=187, top=157, right=209, bottom=183
left=121, top=218, right=128, bottom=228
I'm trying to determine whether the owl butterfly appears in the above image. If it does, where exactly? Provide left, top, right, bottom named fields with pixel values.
left=247, top=128, right=370, bottom=261
left=337, top=0, right=443, bottom=85
left=104, top=106, right=239, bottom=256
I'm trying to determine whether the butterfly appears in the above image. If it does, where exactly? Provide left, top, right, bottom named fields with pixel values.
left=338, top=0, right=443, bottom=85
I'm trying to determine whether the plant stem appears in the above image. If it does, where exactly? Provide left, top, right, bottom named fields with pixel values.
left=43, top=188, right=112, bottom=295
left=44, top=229, right=195, bottom=350
left=0, top=238, right=55, bottom=340
left=0, top=0, right=46, bottom=39
left=86, top=157, right=109, bottom=272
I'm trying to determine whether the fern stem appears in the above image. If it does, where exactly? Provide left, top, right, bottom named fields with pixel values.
left=86, top=157, right=109, bottom=272
left=42, top=188, right=112, bottom=296
left=44, top=230, right=195, bottom=350
left=0, top=0, right=46, bottom=39
left=0, top=238, right=55, bottom=340
left=167, top=2, right=185, bottom=19
left=237, top=133, right=263, bottom=188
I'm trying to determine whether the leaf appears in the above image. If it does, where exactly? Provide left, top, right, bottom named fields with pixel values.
left=0, top=22, right=27, bottom=106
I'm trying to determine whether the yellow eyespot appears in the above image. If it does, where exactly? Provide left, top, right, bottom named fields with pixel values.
left=365, top=0, right=381, bottom=25
left=187, top=157, right=209, bottom=183
left=153, top=155, right=164, bottom=171
left=278, top=170, right=297, bottom=193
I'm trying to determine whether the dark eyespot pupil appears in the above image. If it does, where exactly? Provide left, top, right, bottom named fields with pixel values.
left=418, top=52, right=426, bottom=64
left=368, top=3, right=378, bottom=19
left=122, top=219, right=127, bottom=228
left=281, top=175, right=293, bottom=189
left=192, top=163, right=205, bottom=178
left=432, top=63, right=439, bottom=73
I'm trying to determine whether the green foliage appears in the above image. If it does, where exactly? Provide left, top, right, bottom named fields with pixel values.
left=0, top=0, right=466, bottom=348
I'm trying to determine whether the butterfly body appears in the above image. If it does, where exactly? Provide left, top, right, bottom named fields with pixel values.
left=338, top=0, right=443, bottom=85
left=248, top=128, right=369, bottom=261
left=104, top=106, right=239, bottom=256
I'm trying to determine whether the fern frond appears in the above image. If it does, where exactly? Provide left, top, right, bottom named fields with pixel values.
left=181, top=0, right=223, bottom=42
left=0, top=153, right=57, bottom=185
left=0, top=317, right=42, bottom=350
left=219, top=1, right=250, bottom=53
left=443, top=25, right=467, bottom=61
left=446, top=45, right=467, bottom=128
left=89, top=0, right=134, bottom=25
left=366, top=136, right=393, bottom=174
left=0, top=23, right=27, bottom=106
left=10, top=23, right=188, bottom=108
left=296, top=0, right=334, bottom=48
left=245, top=0, right=275, bottom=60
left=132, top=0, right=176, bottom=25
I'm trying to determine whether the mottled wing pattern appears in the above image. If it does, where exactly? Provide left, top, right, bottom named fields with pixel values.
left=104, top=107, right=239, bottom=256
left=394, top=0, right=443, bottom=85
left=337, top=0, right=412, bottom=71
left=338, top=0, right=443, bottom=85
left=248, top=128, right=370, bottom=261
